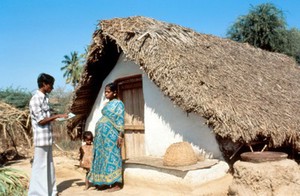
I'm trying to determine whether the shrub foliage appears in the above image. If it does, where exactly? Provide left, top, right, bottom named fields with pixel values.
left=227, top=3, right=300, bottom=64
left=0, top=87, right=31, bottom=110
left=0, top=167, right=28, bottom=195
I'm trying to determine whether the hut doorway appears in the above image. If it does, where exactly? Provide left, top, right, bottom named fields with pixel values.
left=116, top=75, right=145, bottom=159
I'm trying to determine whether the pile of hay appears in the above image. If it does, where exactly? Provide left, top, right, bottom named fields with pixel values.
left=0, top=101, right=31, bottom=152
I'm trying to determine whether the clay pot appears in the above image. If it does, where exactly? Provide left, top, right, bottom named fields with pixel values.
left=241, top=151, right=288, bottom=163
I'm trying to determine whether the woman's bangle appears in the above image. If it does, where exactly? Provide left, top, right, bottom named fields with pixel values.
left=118, top=135, right=123, bottom=139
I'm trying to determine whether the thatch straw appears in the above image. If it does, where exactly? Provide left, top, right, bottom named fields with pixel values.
left=0, top=101, right=31, bottom=148
left=68, top=16, right=300, bottom=150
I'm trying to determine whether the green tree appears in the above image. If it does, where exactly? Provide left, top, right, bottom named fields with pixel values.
left=61, top=51, right=83, bottom=88
left=80, top=46, right=89, bottom=61
left=285, top=28, right=300, bottom=63
left=0, top=87, right=31, bottom=109
left=227, top=3, right=287, bottom=52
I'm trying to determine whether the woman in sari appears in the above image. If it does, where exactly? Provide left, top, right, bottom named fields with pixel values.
left=87, top=82, right=125, bottom=192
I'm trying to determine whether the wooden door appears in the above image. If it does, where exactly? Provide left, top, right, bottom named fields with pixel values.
left=116, top=75, right=145, bottom=159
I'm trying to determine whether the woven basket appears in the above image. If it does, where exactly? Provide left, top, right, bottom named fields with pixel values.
left=163, top=142, right=198, bottom=167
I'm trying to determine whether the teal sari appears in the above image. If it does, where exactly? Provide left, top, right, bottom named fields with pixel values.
left=87, top=99, right=125, bottom=186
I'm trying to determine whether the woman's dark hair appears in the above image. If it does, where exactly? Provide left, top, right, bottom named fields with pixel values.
left=105, top=82, right=118, bottom=93
left=82, top=131, right=93, bottom=141
left=37, top=73, right=55, bottom=88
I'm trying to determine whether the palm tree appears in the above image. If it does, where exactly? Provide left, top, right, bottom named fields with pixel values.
left=61, top=51, right=83, bottom=88
left=80, top=46, right=89, bottom=60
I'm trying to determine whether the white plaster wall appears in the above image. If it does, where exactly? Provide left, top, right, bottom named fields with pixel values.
left=143, top=78, right=222, bottom=159
left=85, top=52, right=222, bottom=159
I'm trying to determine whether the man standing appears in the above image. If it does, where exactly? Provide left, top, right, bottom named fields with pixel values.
left=28, top=73, right=68, bottom=196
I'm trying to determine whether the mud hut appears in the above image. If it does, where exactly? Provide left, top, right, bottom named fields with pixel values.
left=67, top=16, right=300, bottom=162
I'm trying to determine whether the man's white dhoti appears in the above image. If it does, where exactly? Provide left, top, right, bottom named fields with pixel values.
left=28, top=146, right=57, bottom=196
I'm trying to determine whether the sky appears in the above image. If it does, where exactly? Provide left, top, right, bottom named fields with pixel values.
left=1, top=0, right=299, bottom=93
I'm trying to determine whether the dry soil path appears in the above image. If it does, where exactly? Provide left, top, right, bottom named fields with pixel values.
left=9, top=155, right=232, bottom=195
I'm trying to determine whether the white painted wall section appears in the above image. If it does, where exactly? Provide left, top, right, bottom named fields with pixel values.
left=143, top=77, right=222, bottom=159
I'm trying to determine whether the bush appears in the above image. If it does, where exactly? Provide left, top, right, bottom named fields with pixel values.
left=0, top=167, right=28, bottom=195
left=0, top=87, right=31, bottom=110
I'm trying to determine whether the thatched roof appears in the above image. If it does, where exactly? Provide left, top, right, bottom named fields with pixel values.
left=68, top=16, right=300, bottom=149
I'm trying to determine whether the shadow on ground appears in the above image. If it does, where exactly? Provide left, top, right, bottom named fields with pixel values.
left=57, top=179, right=81, bottom=192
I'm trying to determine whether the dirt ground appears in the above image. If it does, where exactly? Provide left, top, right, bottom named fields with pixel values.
left=8, top=151, right=233, bottom=196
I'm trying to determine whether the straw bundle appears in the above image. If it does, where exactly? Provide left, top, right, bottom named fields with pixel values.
left=163, top=142, right=197, bottom=167
left=0, top=101, right=31, bottom=149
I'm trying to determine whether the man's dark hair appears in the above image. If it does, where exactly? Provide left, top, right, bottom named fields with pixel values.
left=37, top=73, right=55, bottom=88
